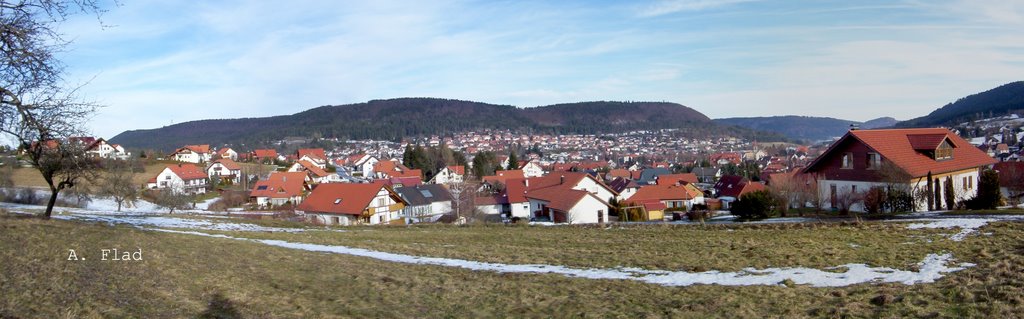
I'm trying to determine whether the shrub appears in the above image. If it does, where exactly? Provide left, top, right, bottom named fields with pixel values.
left=963, top=169, right=1002, bottom=210
left=885, top=188, right=915, bottom=213
left=944, top=177, right=956, bottom=211
left=862, top=187, right=887, bottom=214
left=730, top=190, right=777, bottom=220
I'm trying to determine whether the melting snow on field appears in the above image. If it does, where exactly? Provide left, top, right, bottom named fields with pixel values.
left=55, top=213, right=308, bottom=233
left=902, top=215, right=1024, bottom=241
left=151, top=228, right=974, bottom=288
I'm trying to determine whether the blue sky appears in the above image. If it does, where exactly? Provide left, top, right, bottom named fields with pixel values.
left=59, top=0, right=1024, bottom=138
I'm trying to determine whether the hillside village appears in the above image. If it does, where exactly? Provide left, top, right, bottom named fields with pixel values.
left=44, top=118, right=1020, bottom=226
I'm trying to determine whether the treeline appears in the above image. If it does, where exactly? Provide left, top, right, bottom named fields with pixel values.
left=898, top=81, right=1024, bottom=128
left=110, top=98, right=788, bottom=151
left=400, top=143, right=469, bottom=181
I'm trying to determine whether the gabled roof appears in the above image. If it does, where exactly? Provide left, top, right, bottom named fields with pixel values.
left=607, top=169, right=631, bottom=179
left=607, top=177, right=641, bottom=193
left=297, top=182, right=404, bottom=215
left=209, top=158, right=242, bottom=171
left=713, top=174, right=764, bottom=198
left=482, top=170, right=525, bottom=184
left=216, top=147, right=235, bottom=155
left=252, top=149, right=278, bottom=158
left=296, top=160, right=330, bottom=177
left=395, top=184, right=453, bottom=206
left=169, top=163, right=207, bottom=180
left=524, top=187, right=605, bottom=213
left=297, top=148, right=327, bottom=161
left=250, top=172, right=308, bottom=199
left=638, top=168, right=672, bottom=184
left=629, top=183, right=703, bottom=203
left=803, top=128, right=996, bottom=177
left=656, top=173, right=698, bottom=185
left=446, top=165, right=465, bottom=175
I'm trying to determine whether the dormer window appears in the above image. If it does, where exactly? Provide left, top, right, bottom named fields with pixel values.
left=935, top=140, right=953, bottom=161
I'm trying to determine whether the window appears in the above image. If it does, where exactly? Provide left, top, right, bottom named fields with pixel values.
left=962, top=177, right=968, bottom=190
left=377, top=198, right=387, bottom=207
left=841, top=153, right=853, bottom=169
left=419, top=189, right=433, bottom=198
left=968, top=176, right=973, bottom=189
left=866, top=153, right=881, bottom=170
left=851, top=185, right=857, bottom=193
left=935, top=140, right=953, bottom=160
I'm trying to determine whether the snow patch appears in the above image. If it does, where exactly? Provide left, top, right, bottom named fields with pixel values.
left=55, top=213, right=308, bottom=233
left=906, top=219, right=990, bottom=241
left=149, top=228, right=973, bottom=288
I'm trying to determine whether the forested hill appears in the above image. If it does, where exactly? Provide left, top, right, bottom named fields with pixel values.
left=897, top=81, right=1024, bottom=128
left=110, top=98, right=786, bottom=151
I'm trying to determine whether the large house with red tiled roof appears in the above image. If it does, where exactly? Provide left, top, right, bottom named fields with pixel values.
left=171, top=144, right=212, bottom=163
left=345, top=154, right=379, bottom=177
left=207, top=158, right=242, bottom=185
left=250, top=172, right=310, bottom=208
left=147, top=163, right=209, bottom=195
left=251, top=149, right=279, bottom=164
left=714, top=175, right=765, bottom=199
left=627, top=182, right=706, bottom=220
left=429, top=165, right=465, bottom=185
left=476, top=172, right=617, bottom=223
left=481, top=169, right=525, bottom=186
left=296, top=148, right=328, bottom=168
left=71, top=137, right=129, bottom=160
left=287, top=160, right=338, bottom=184
left=372, top=160, right=422, bottom=180
left=216, top=147, right=238, bottom=161
left=297, top=182, right=408, bottom=225
left=802, top=128, right=997, bottom=212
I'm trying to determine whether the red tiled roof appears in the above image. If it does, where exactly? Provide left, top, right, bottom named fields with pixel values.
left=447, top=165, right=465, bottom=175
left=250, top=172, right=308, bottom=199
left=629, top=183, right=702, bottom=203
left=253, top=149, right=278, bottom=159
left=165, top=163, right=207, bottom=180
left=297, top=148, right=327, bottom=160
left=185, top=144, right=210, bottom=154
left=216, top=147, right=234, bottom=155
left=804, top=128, right=997, bottom=177
left=297, top=182, right=402, bottom=215
left=655, top=173, right=698, bottom=185
left=296, top=160, right=330, bottom=177
left=607, top=169, right=631, bottom=179
left=210, top=158, right=242, bottom=171
left=524, top=187, right=597, bottom=212
left=482, top=170, right=525, bottom=184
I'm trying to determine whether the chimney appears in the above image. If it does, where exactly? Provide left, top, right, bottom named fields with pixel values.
left=850, top=123, right=859, bottom=131
left=560, top=175, right=564, bottom=185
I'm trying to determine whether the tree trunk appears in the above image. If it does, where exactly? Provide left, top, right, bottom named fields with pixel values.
left=44, top=187, right=59, bottom=219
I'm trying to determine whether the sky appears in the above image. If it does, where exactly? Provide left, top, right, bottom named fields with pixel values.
left=56, top=0, right=1024, bottom=138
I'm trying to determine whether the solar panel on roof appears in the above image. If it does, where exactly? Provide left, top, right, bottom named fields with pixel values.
left=420, top=189, right=433, bottom=197
left=256, top=185, right=268, bottom=190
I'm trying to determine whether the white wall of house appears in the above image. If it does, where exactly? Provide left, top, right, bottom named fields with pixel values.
left=299, top=155, right=327, bottom=168
left=510, top=201, right=530, bottom=218
left=403, top=201, right=453, bottom=223
left=207, top=163, right=241, bottom=184
left=354, top=157, right=379, bottom=177
left=219, top=149, right=238, bottom=161
left=307, top=213, right=356, bottom=226
left=522, top=162, right=544, bottom=178
left=476, top=204, right=502, bottom=216
left=818, top=170, right=979, bottom=212
left=148, top=168, right=207, bottom=195
left=617, top=187, right=638, bottom=201
left=367, top=188, right=401, bottom=225
left=527, top=195, right=608, bottom=224
left=174, top=151, right=203, bottom=164
left=572, top=177, right=616, bottom=202
left=431, top=168, right=463, bottom=184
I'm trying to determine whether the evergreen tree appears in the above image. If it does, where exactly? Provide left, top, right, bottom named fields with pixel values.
left=507, top=151, right=518, bottom=170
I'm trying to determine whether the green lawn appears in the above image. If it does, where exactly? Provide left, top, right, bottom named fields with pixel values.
left=2, top=214, right=1023, bottom=318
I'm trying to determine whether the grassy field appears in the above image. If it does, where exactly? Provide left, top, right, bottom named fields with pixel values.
left=8, top=160, right=277, bottom=189
left=2, top=214, right=1024, bottom=318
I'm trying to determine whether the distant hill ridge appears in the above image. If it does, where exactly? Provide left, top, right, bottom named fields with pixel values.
left=897, top=81, right=1024, bottom=128
left=713, top=116, right=897, bottom=142
left=110, top=98, right=784, bottom=151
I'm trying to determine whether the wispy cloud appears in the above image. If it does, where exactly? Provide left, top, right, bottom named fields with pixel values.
left=637, top=0, right=758, bottom=17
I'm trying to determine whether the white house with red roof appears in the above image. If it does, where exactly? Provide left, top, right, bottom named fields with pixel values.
left=429, top=165, right=465, bottom=185
left=207, top=158, right=242, bottom=185
left=287, top=160, right=340, bottom=184
left=478, top=172, right=616, bottom=223
left=802, top=128, right=997, bottom=212
left=297, top=182, right=408, bottom=226
left=171, top=144, right=213, bottom=163
left=216, top=148, right=238, bottom=161
left=296, top=148, right=328, bottom=168
left=147, top=163, right=208, bottom=195
left=519, top=161, right=545, bottom=178
left=346, top=154, right=379, bottom=177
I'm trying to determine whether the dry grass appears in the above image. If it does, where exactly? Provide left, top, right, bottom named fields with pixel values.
left=9, top=161, right=276, bottom=189
left=2, top=215, right=1023, bottom=318
left=202, top=222, right=970, bottom=272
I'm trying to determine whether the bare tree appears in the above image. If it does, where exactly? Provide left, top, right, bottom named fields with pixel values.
left=97, top=160, right=139, bottom=211
left=0, top=0, right=105, bottom=218
left=152, top=189, right=193, bottom=214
